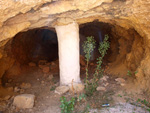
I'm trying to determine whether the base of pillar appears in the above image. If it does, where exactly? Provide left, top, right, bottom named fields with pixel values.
left=68, top=82, right=85, bottom=94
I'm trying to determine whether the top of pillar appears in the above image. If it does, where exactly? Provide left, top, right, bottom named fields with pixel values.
left=54, top=17, right=76, bottom=26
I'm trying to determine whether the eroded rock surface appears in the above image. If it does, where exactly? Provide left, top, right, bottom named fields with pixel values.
left=0, top=0, right=150, bottom=96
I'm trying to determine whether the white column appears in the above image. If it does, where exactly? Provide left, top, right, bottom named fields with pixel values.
left=55, top=22, right=81, bottom=85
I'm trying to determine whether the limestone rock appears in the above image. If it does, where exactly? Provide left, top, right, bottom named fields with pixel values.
left=115, top=78, right=125, bottom=84
left=103, top=82, right=109, bottom=87
left=100, top=76, right=109, bottom=82
left=13, top=94, right=35, bottom=109
left=48, top=74, right=53, bottom=81
left=0, top=0, right=150, bottom=95
left=96, top=86, right=106, bottom=91
left=120, top=83, right=126, bottom=86
left=14, top=86, right=21, bottom=92
left=55, top=86, right=69, bottom=95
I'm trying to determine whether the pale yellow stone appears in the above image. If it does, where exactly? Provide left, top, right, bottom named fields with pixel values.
left=13, top=94, right=35, bottom=109
left=0, top=22, right=31, bottom=42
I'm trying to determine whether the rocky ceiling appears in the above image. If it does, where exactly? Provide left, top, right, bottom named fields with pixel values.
left=0, top=0, right=150, bottom=43
left=0, top=0, right=150, bottom=94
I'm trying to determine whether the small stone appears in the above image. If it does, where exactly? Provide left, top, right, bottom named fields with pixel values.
left=14, top=86, right=20, bottom=92
left=41, top=81, right=45, bottom=84
left=55, top=86, right=69, bottom=95
left=13, top=94, right=35, bottom=109
left=42, top=66, right=50, bottom=73
left=28, top=62, right=36, bottom=67
left=103, top=82, right=109, bottom=87
left=7, top=87, right=13, bottom=92
left=101, top=76, right=109, bottom=82
left=55, top=82, right=59, bottom=86
left=48, top=74, right=53, bottom=80
left=20, top=83, right=31, bottom=89
left=120, top=83, right=126, bottom=86
left=115, top=78, right=125, bottom=84
left=96, top=86, right=106, bottom=91
left=69, top=83, right=85, bottom=94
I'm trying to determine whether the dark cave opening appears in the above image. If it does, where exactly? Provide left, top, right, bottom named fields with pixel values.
left=11, top=28, right=58, bottom=64
left=79, top=21, right=144, bottom=76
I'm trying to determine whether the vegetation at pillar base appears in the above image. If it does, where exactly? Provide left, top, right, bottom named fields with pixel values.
left=60, top=96, right=76, bottom=113
left=60, top=94, right=87, bottom=113
left=82, top=35, right=110, bottom=96
left=59, top=35, right=110, bottom=113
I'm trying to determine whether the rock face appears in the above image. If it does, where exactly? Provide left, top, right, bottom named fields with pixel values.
left=0, top=0, right=150, bottom=96
left=13, top=94, right=35, bottom=109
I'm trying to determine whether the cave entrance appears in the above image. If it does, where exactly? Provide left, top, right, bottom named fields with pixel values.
left=0, top=20, right=147, bottom=112
left=79, top=21, right=144, bottom=79
left=1, top=27, right=59, bottom=95
left=12, top=28, right=58, bottom=64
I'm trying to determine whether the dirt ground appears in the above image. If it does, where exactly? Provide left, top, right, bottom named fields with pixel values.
left=0, top=60, right=149, bottom=113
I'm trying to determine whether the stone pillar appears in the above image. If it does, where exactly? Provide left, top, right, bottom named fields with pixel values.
left=55, top=19, right=81, bottom=85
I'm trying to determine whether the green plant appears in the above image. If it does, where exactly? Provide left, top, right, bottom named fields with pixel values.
left=127, top=70, right=138, bottom=77
left=83, top=35, right=110, bottom=96
left=60, top=96, right=76, bottom=113
left=127, top=70, right=132, bottom=76
left=77, top=93, right=86, bottom=102
left=137, top=98, right=150, bottom=112
left=118, top=94, right=122, bottom=97
left=93, top=35, right=109, bottom=85
left=137, top=99, right=149, bottom=106
left=50, top=86, right=56, bottom=91
left=82, top=36, right=96, bottom=86
left=60, top=94, right=87, bottom=113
